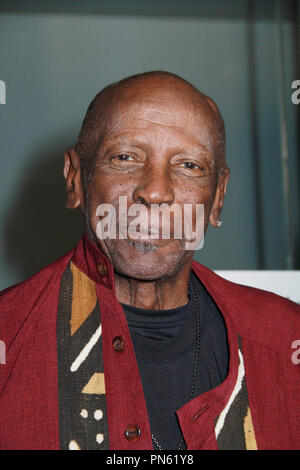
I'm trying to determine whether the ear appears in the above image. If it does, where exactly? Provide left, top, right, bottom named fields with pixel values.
left=63, top=147, right=84, bottom=210
left=209, top=168, right=230, bottom=227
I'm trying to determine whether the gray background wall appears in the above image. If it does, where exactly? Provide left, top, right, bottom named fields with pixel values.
left=0, top=0, right=299, bottom=291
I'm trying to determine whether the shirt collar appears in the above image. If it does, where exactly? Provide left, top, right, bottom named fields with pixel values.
left=72, top=233, right=115, bottom=291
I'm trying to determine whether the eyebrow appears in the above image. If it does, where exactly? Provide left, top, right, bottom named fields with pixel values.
left=97, top=134, right=212, bottom=156
left=97, top=135, right=151, bottom=149
left=95, top=136, right=142, bottom=154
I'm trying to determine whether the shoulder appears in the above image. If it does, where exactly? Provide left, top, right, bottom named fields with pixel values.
left=192, top=261, right=300, bottom=350
left=0, top=248, right=74, bottom=319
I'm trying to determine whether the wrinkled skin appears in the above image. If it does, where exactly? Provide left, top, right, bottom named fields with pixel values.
left=64, top=75, right=230, bottom=309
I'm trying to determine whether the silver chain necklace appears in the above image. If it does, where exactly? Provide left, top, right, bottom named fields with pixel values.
left=151, top=278, right=201, bottom=451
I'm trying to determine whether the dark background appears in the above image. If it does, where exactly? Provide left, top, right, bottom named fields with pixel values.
left=0, top=0, right=299, bottom=290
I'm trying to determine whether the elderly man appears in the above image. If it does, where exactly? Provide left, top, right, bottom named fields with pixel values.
left=0, top=71, right=299, bottom=451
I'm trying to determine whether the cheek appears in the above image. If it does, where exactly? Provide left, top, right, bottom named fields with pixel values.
left=86, top=173, right=138, bottom=228
left=177, top=181, right=216, bottom=228
left=178, top=180, right=216, bottom=206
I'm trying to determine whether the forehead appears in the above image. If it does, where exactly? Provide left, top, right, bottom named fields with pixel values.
left=98, top=88, right=219, bottom=154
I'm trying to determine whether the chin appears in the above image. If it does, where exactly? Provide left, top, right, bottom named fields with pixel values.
left=115, top=264, right=178, bottom=282
left=106, top=238, right=190, bottom=281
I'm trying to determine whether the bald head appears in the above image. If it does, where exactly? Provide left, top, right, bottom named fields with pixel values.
left=75, top=71, right=226, bottom=175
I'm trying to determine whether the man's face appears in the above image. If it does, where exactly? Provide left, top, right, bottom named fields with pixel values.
left=70, top=84, right=228, bottom=281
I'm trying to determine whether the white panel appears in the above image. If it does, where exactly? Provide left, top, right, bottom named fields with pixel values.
left=215, top=271, right=300, bottom=304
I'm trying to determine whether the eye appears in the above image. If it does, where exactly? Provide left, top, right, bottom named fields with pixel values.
left=175, top=159, right=210, bottom=178
left=179, top=161, right=206, bottom=172
left=110, top=154, right=137, bottom=168
left=114, top=154, right=134, bottom=162
left=180, top=161, right=201, bottom=170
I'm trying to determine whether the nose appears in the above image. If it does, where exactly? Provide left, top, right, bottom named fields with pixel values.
left=132, top=164, right=175, bottom=206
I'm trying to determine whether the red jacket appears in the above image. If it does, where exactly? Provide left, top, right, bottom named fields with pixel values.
left=0, top=235, right=299, bottom=450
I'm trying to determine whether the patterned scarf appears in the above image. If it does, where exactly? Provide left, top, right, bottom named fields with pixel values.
left=57, top=261, right=109, bottom=450
left=57, top=261, right=258, bottom=450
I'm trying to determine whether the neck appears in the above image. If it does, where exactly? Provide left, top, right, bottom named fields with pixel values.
left=83, top=230, right=193, bottom=310
left=115, top=265, right=192, bottom=310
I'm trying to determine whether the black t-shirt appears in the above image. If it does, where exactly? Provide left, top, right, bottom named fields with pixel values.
left=121, top=272, right=229, bottom=450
